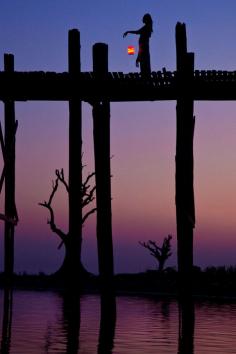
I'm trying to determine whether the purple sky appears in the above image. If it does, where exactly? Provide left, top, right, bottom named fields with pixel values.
left=1, top=1, right=236, bottom=274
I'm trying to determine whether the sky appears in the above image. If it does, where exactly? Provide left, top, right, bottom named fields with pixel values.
left=1, top=0, right=236, bottom=274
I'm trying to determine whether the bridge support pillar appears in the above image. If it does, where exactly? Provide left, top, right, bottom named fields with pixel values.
left=92, top=43, right=114, bottom=291
left=68, top=29, right=83, bottom=278
left=4, top=54, right=17, bottom=283
left=175, top=23, right=195, bottom=296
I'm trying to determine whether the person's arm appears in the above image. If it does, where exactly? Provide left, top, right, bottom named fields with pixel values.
left=123, top=28, right=142, bottom=37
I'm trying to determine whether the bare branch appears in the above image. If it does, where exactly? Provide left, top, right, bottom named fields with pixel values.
left=82, top=185, right=96, bottom=207
left=81, top=171, right=96, bottom=210
left=139, top=235, right=173, bottom=271
left=57, top=239, right=65, bottom=250
left=0, top=167, right=5, bottom=194
left=83, top=172, right=95, bottom=189
left=82, top=207, right=97, bottom=225
left=39, top=162, right=96, bottom=253
left=0, top=120, right=5, bottom=159
left=139, top=240, right=162, bottom=261
left=39, top=175, right=66, bottom=241
left=81, top=172, right=95, bottom=199
left=0, top=213, right=18, bottom=225
left=13, top=203, right=19, bottom=223
left=39, top=201, right=66, bottom=241
left=48, top=177, right=59, bottom=205
left=55, top=168, right=69, bottom=192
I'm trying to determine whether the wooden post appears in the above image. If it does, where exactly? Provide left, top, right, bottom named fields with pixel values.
left=92, top=43, right=114, bottom=289
left=4, top=54, right=17, bottom=282
left=68, top=29, right=83, bottom=277
left=175, top=23, right=195, bottom=295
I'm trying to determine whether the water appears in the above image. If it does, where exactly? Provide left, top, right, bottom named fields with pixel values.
left=1, top=290, right=236, bottom=353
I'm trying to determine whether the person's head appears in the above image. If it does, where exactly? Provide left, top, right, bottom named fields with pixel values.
left=143, top=13, right=153, bottom=32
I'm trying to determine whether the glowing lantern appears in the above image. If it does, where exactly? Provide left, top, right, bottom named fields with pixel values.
left=127, top=46, right=135, bottom=55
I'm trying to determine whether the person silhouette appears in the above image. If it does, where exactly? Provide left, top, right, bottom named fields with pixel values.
left=123, top=13, right=153, bottom=75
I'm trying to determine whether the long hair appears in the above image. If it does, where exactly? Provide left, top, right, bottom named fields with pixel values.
left=143, top=13, right=153, bottom=33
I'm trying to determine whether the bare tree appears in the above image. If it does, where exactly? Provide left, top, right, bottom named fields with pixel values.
left=0, top=214, right=18, bottom=225
left=39, top=168, right=96, bottom=278
left=139, top=235, right=172, bottom=271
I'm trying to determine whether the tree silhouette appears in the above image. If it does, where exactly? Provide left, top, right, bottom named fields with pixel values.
left=39, top=167, right=96, bottom=278
left=139, top=235, right=172, bottom=271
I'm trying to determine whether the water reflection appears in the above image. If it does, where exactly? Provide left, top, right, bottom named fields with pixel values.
left=1, top=287, right=13, bottom=354
left=58, top=291, right=116, bottom=354
left=61, top=292, right=81, bottom=354
left=98, top=293, right=116, bottom=354
left=42, top=291, right=116, bottom=354
left=161, top=299, right=171, bottom=319
left=0, top=291, right=196, bottom=354
left=178, top=297, right=195, bottom=354
left=1, top=289, right=236, bottom=353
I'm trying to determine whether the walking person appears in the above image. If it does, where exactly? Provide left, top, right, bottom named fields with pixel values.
left=123, top=14, right=153, bottom=75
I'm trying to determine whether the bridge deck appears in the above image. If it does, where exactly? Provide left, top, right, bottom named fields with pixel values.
left=1, top=69, right=236, bottom=102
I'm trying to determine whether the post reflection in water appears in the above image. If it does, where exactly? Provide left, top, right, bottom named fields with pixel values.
left=178, top=297, right=195, bottom=354
left=98, top=293, right=116, bottom=354
left=1, top=288, right=13, bottom=354
left=61, top=291, right=81, bottom=354
left=55, top=291, right=116, bottom=354
left=2, top=290, right=236, bottom=353
left=57, top=293, right=193, bottom=354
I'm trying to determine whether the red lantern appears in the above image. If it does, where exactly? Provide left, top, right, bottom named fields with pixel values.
left=127, top=46, right=135, bottom=55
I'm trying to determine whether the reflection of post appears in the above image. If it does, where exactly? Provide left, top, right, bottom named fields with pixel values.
left=98, top=294, right=116, bottom=354
left=175, top=23, right=195, bottom=295
left=62, top=292, right=81, bottom=354
left=92, top=43, right=114, bottom=290
left=4, top=54, right=17, bottom=282
left=178, top=297, right=195, bottom=354
left=1, top=288, right=13, bottom=354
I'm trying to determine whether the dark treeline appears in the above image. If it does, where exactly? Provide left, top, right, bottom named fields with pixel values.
left=1, top=266, right=236, bottom=298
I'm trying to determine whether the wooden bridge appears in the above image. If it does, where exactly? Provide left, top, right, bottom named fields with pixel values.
left=1, top=69, right=236, bottom=102
left=1, top=22, right=235, bottom=293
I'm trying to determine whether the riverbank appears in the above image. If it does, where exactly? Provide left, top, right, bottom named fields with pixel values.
left=1, top=266, right=236, bottom=300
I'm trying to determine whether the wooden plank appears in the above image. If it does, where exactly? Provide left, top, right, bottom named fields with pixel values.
left=112, top=72, right=119, bottom=80
left=151, top=72, right=159, bottom=86
left=133, top=73, right=140, bottom=80
left=117, top=72, right=124, bottom=79
left=1, top=69, right=236, bottom=101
